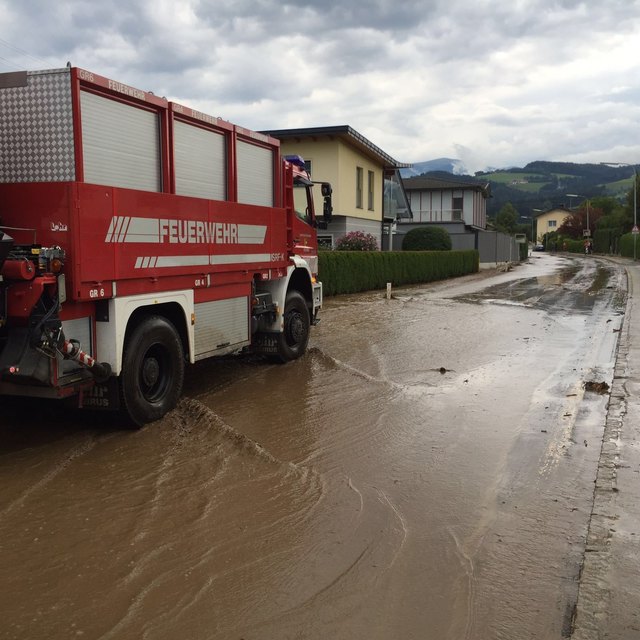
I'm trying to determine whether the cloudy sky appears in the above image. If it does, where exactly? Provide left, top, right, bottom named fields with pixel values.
left=2, top=0, right=640, bottom=173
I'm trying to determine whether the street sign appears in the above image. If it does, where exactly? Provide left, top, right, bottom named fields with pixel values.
left=583, top=229, right=591, bottom=237
left=633, top=225, right=639, bottom=235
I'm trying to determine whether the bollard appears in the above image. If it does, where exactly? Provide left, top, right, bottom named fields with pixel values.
left=386, top=282, right=392, bottom=300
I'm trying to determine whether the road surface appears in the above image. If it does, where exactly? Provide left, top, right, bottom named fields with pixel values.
left=0, top=252, right=626, bottom=639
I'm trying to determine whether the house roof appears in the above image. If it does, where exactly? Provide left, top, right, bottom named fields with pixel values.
left=533, top=206, right=571, bottom=218
left=260, top=125, right=411, bottom=170
left=403, top=175, right=492, bottom=198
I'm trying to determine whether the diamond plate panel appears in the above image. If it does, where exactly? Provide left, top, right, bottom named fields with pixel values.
left=0, top=68, right=76, bottom=183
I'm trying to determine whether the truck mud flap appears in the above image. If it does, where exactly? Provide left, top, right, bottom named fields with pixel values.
left=252, top=332, right=279, bottom=355
left=0, top=327, right=52, bottom=385
left=80, top=376, right=120, bottom=411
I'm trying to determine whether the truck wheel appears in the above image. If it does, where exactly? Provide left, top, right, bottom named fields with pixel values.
left=274, top=291, right=310, bottom=363
left=120, top=316, right=184, bottom=427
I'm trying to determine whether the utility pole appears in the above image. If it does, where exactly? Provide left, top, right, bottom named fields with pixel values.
left=633, top=167, right=637, bottom=261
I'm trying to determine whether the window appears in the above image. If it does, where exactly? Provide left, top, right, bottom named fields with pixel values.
left=356, top=166, right=363, bottom=209
left=293, top=181, right=311, bottom=222
left=368, top=171, right=375, bottom=210
left=548, top=220, right=557, bottom=228
left=452, top=196, right=463, bottom=221
left=384, top=170, right=411, bottom=220
left=304, top=159, right=312, bottom=176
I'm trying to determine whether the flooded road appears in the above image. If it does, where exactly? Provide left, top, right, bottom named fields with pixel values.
left=0, top=253, right=627, bottom=639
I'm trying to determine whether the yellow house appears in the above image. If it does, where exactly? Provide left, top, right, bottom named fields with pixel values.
left=534, top=207, right=572, bottom=242
left=262, top=126, right=410, bottom=249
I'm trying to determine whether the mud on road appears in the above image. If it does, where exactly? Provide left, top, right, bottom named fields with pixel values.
left=0, top=253, right=627, bottom=639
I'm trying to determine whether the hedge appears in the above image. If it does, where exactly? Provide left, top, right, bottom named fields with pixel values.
left=620, top=233, right=640, bottom=258
left=594, top=227, right=623, bottom=254
left=519, top=242, right=528, bottom=261
left=318, top=250, right=479, bottom=296
left=563, top=239, right=585, bottom=253
left=402, top=226, right=452, bottom=251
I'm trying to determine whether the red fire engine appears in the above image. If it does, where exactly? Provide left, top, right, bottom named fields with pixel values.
left=0, top=67, right=332, bottom=425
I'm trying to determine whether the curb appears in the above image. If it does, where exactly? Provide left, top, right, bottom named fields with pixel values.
left=571, top=264, right=631, bottom=638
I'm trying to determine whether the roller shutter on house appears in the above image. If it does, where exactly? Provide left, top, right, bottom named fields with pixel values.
left=236, top=140, right=273, bottom=207
left=174, top=121, right=226, bottom=200
left=80, top=91, right=161, bottom=192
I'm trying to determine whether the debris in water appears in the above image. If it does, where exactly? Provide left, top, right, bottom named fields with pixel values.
left=584, top=381, right=610, bottom=394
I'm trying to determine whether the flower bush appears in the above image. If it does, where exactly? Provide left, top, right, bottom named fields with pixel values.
left=335, top=230, right=379, bottom=251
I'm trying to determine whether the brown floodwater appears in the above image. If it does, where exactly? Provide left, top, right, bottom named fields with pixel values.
left=0, top=254, right=626, bottom=639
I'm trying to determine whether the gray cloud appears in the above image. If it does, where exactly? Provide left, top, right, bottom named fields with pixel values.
left=1, top=0, right=640, bottom=169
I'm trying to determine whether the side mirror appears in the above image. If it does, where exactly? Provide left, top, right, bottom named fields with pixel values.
left=323, top=197, right=333, bottom=224
left=321, top=183, right=333, bottom=223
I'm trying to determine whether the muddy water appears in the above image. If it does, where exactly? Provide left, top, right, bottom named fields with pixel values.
left=0, top=254, right=626, bottom=639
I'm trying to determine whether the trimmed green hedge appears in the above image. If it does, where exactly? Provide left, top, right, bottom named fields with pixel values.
left=318, top=250, right=479, bottom=296
left=620, top=233, right=640, bottom=258
left=563, top=239, right=585, bottom=253
left=402, top=226, right=452, bottom=251
left=519, top=242, right=528, bottom=261
left=594, top=228, right=623, bottom=254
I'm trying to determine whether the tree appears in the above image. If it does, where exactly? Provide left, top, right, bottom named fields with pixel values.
left=495, top=202, right=519, bottom=233
left=557, top=203, right=603, bottom=238
left=590, top=195, right=624, bottom=218
left=514, top=223, right=533, bottom=242
left=402, top=226, right=452, bottom=251
left=594, top=196, right=627, bottom=231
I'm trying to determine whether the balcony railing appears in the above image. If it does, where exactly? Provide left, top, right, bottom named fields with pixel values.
left=408, top=209, right=464, bottom=223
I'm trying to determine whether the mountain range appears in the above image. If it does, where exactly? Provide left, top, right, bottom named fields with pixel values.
left=400, top=158, right=463, bottom=177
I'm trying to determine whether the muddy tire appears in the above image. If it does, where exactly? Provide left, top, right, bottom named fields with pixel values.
left=274, top=291, right=310, bottom=363
left=120, top=316, right=184, bottom=427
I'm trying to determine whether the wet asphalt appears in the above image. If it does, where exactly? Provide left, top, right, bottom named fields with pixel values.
left=0, top=252, right=630, bottom=639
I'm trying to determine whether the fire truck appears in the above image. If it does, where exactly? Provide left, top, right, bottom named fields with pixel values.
left=0, top=67, right=332, bottom=426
